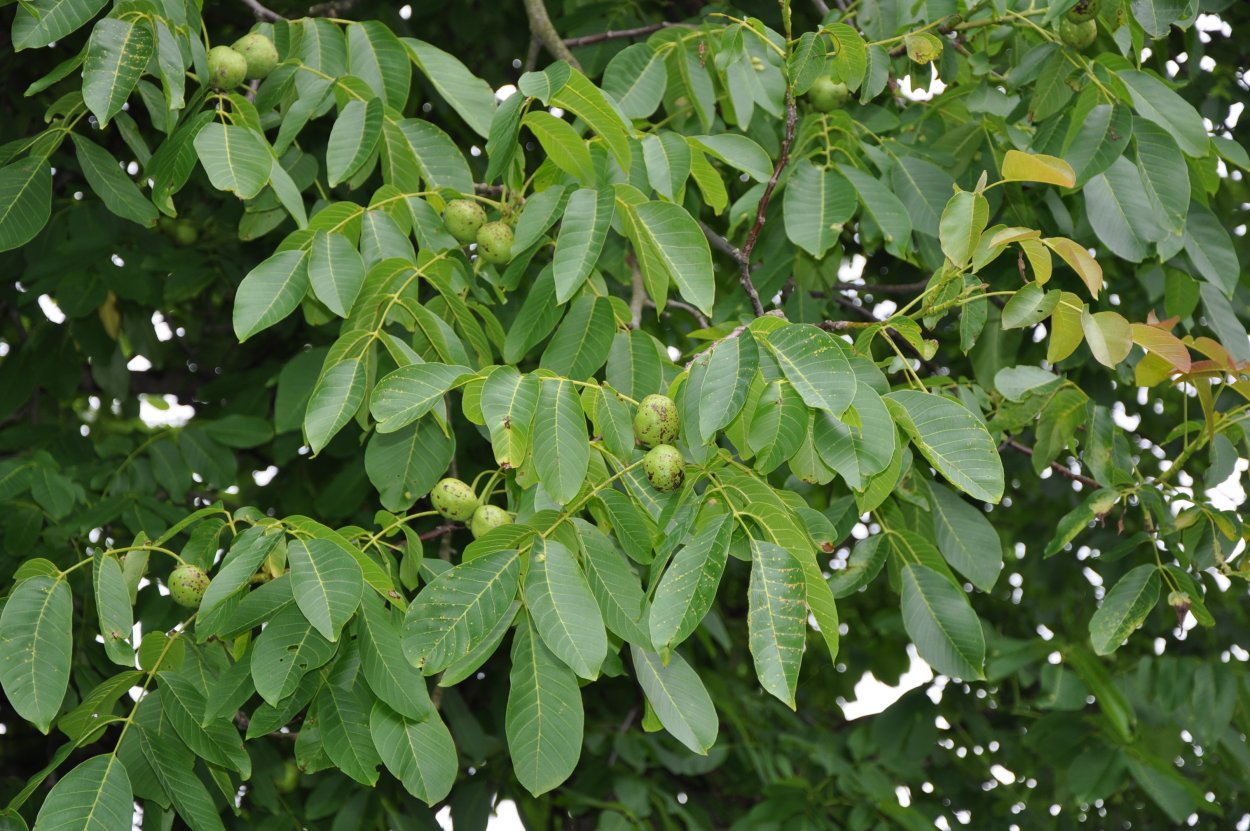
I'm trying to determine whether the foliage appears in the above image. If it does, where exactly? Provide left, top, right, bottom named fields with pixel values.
left=1, top=0, right=1249, bottom=828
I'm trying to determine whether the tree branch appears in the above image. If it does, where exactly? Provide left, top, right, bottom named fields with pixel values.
left=522, top=0, right=582, bottom=70
left=563, top=22, right=674, bottom=48
left=419, top=523, right=458, bottom=542
left=834, top=280, right=930, bottom=295
left=1003, top=439, right=1101, bottom=488
left=307, top=0, right=362, bottom=16
left=738, top=89, right=798, bottom=316
left=647, top=297, right=710, bottom=329
left=239, top=0, right=283, bottom=21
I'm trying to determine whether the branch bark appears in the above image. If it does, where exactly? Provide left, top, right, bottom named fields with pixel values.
left=563, top=22, right=673, bottom=48
left=737, top=89, right=798, bottom=316
left=1003, top=439, right=1102, bottom=488
left=522, top=0, right=582, bottom=71
left=239, top=0, right=283, bottom=21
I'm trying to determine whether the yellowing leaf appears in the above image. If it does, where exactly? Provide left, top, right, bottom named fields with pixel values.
left=1131, top=323, right=1192, bottom=372
left=1001, top=151, right=1076, bottom=188
left=1082, top=309, right=1133, bottom=368
left=1047, top=292, right=1085, bottom=363
left=1044, top=237, right=1103, bottom=298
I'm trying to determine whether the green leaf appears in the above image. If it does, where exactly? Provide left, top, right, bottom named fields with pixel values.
left=524, top=112, right=595, bottom=186
left=630, top=646, right=718, bottom=755
left=688, top=134, right=772, bottom=183
left=602, top=43, right=667, bottom=119
left=507, top=614, right=584, bottom=796
left=783, top=161, right=855, bottom=258
left=939, top=189, right=989, bottom=268
left=1119, top=69, right=1209, bottom=158
left=572, top=519, right=650, bottom=648
left=314, top=679, right=380, bottom=785
left=1001, top=284, right=1060, bottom=329
left=1183, top=202, right=1239, bottom=296
left=370, top=363, right=472, bottom=433
left=648, top=514, right=732, bottom=653
left=1130, top=0, right=1188, bottom=37
left=747, top=539, right=806, bottom=708
left=0, top=158, right=52, bottom=252
left=839, top=165, right=912, bottom=255
left=1084, top=157, right=1161, bottom=263
left=92, top=552, right=133, bottom=666
left=642, top=132, right=692, bottom=201
left=158, top=673, right=250, bottom=775
left=812, top=382, right=896, bottom=489
left=553, top=188, right=614, bottom=302
left=549, top=69, right=632, bottom=170
left=357, top=594, right=432, bottom=721
left=900, top=563, right=986, bottom=680
left=308, top=231, right=366, bottom=317
left=524, top=538, right=607, bottom=680
left=370, top=702, right=458, bottom=805
left=929, top=483, right=1002, bottom=592
left=71, top=134, right=158, bottom=227
left=404, top=38, right=496, bottom=138
left=366, top=417, right=456, bottom=512
left=33, top=755, right=132, bottom=831
left=748, top=380, right=807, bottom=475
left=250, top=603, right=337, bottom=705
left=288, top=538, right=364, bottom=642
left=884, top=391, right=1004, bottom=503
left=13, top=0, right=109, bottom=50
left=828, top=534, right=888, bottom=598
left=616, top=197, right=715, bottom=316
left=890, top=156, right=952, bottom=238
left=480, top=367, right=540, bottom=470
left=385, top=118, right=474, bottom=193
left=193, top=124, right=273, bottom=200
left=0, top=575, right=72, bottom=734
left=596, top=488, right=657, bottom=565
left=136, top=719, right=226, bottom=831
left=304, top=356, right=366, bottom=453
left=82, top=17, right=152, bottom=127
left=694, top=330, right=758, bottom=440
left=346, top=20, right=410, bottom=108
left=1133, top=119, right=1189, bottom=236
left=403, top=548, right=520, bottom=674
left=512, top=185, right=568, bottom=253
left=1065, top=103, right=1132, bottom=188
left=532, top=379, right=590, bottom=505
left=1081, top=309, right=1132, bottom=368
left=1089, top=565, right=1160, bottom=655
left=765, top=324, right=855, bottom=416
left=327, top=97, right=384, bottom=187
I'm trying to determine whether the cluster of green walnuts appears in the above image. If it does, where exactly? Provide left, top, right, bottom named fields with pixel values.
left=206, top=31, right=279, bottom=90
left=1059, top=0, right=1101, bottom=49
left=442, top=199, right=515, bottom=265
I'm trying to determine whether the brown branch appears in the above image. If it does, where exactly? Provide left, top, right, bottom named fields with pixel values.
left=835, top=280, right=930, bottom=295
left=646, top=297, right=710, bottom=329
left=419, top=523, right=458, bottom=542
left=307, top=0, right=361, bottom=16
left=1004, top=439, right=1101, bottom=488
left=738, top=89, right=798, bottom=316
left=239, top=0, right=283, bottom=21
left=563, top=22, right=673, bottom=48
left=628, top=254, right=645, bottom=329
left=522, top=0, right=582, bottom=71
left=685, top=311, right=786, bottom=369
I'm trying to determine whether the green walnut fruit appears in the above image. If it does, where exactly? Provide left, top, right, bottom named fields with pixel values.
left=633, top=394, right=680, bottom=447
left=169, top=564, right=210, bottom=608
left=805, top=77, right=849, bottom=113
left=476, top=221, right=514, bottom=265
left=172, top=220, right=198, bottom=246
left=643, top=444, right=685, bottom=493
left=1066, top=0, right=1101, bottom=23
left=1060, top=18, right=1097, bottom=49
left=274, top=761, right=300, bottom=794
left=207, top=45, right=248, bottom=90
left=444, top=199, right=487, bottom=244
left=431, top=478, right=478, bottom=521
left=470, top=504, right=512, bottom=539
left=905, top=32, right=944, bottom=65
left=232, top=32, right=279, bottom=80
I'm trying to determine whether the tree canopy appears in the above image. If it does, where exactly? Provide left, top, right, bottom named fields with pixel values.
left=1, top=0, right=1249, bottom=829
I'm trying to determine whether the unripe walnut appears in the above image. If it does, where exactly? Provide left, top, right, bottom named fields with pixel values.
left=806, top=77, right=850, bottom=113
left=633, top=394, right=679, bottom=447
left=443, top=199, right=487, bottom=244
left=470, top=504, right=511, bottom=539
left=476, top=221, right=514, bottom=265
left=431, top=478, right=478, bottom=520
left=1066, top=0, right=1101, bottom=23
left=207, top=46, right=247, bottom=90
left=905, top=32, right=944, bottom=65
left=643, top=444, right=685, bottom=493
left=169, top=564, right=210, bottom=608
left=1060, top=18, right=1097, bottom=49
left=232, top=33, right=279, bottom=80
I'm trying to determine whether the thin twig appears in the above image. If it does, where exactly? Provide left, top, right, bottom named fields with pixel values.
left=522, top=0, right=582, bottom=70
left=684, top=311, right=787, bottom=369
left=239, top=0, right=283, bottom=21
left=738, top=89, right=798, bottom=316
left=307, top=0, right=361, bottom=15
left=563, top=22, right=673, bottom=48
left=1004, top=439, right=1101, bottom=488
left=420, top=523, right=457, bottom=542
left=523, top=37, right=542, bottom=73
left=834, top=280, right=930, bottom=295
left=646, top=298, right=710, bottom=329
left=628, top=254, right=645, bottom=329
